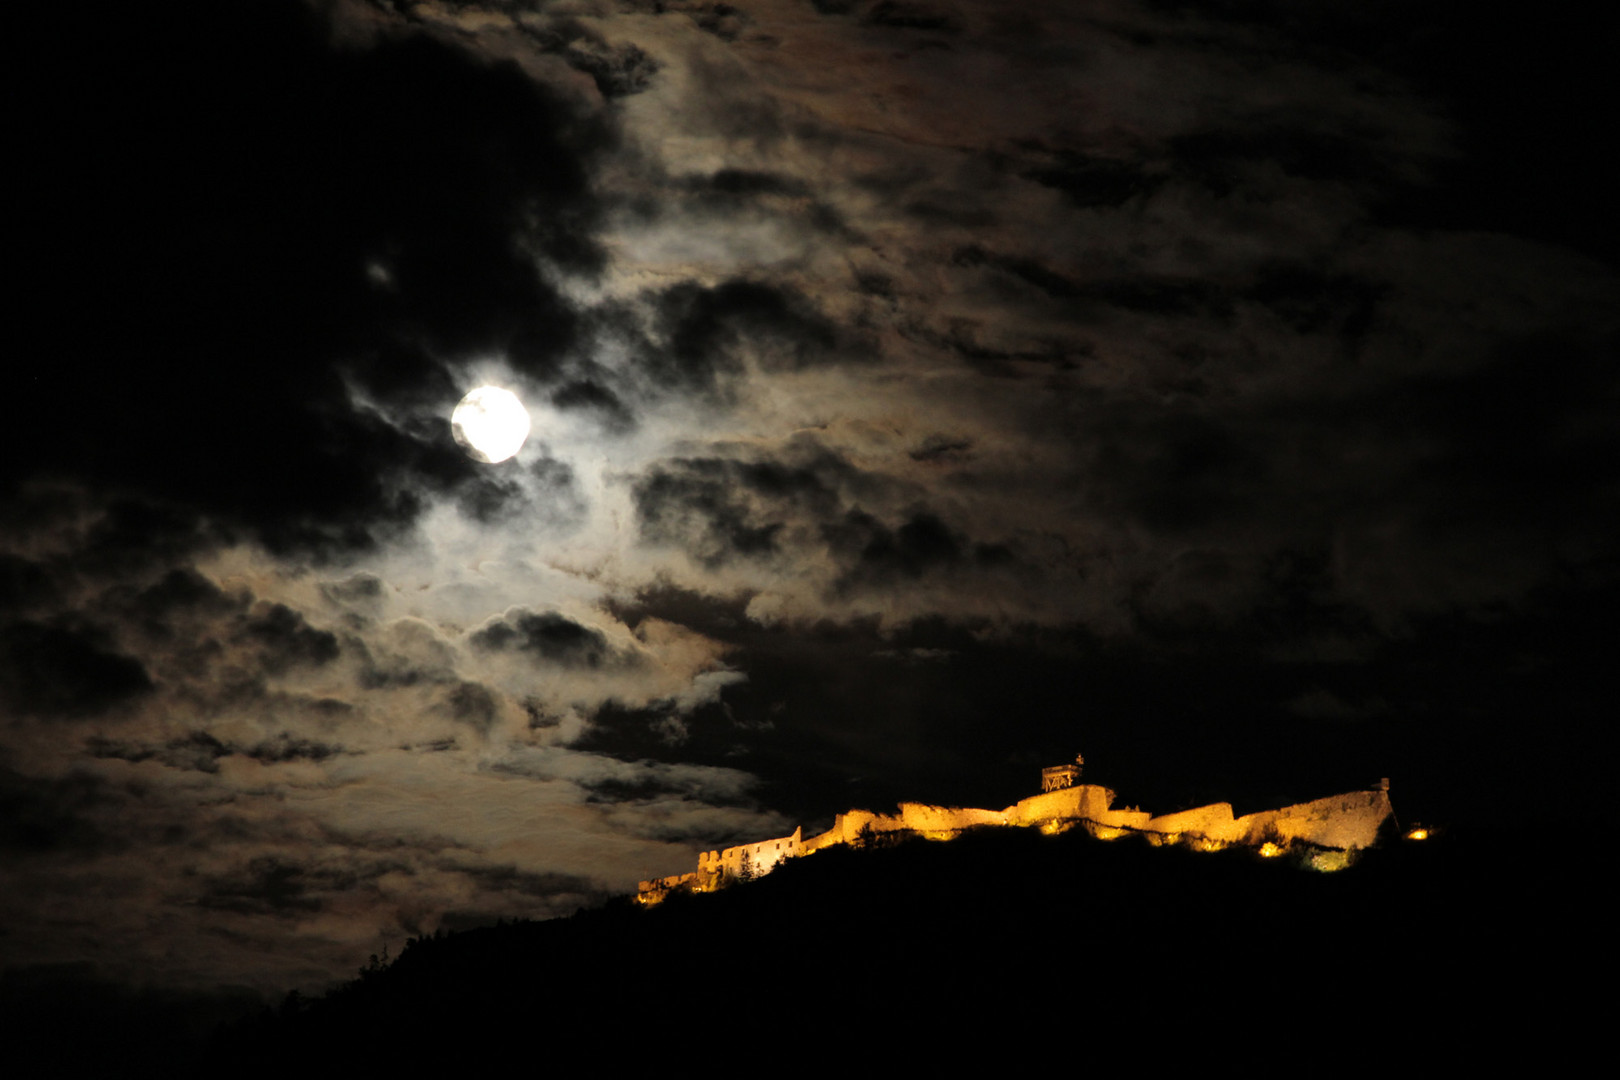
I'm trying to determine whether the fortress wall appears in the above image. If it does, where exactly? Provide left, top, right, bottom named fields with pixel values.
left=636, top=870, right=703, bottom=904
left=802, top=822, right=844, bottom=853
left=820, top=809, right=885, bottom=846
left=1006, top=784, right=1122, bottom=826
left=851, top=811, right=911, bottom=838
left=714, top=826, right=805, bottom=877
left=834, top=810, right=875, bottom=844
left=663, top=780, right=1392, bottom=897
left=803, top=804, right=1005, bottom=853
left=899, top=803, right=1007, bottom=833
left=1086, top=808, right=1154, bottom=834
left=637, top=872, right=698, bottom=894
left=1145, top=803, right=1239, bottom=843
left=1234, top=790, right=1391, bottom=850
left=1075, top=806, right=1154, bottom=839
left=823, top=809, right=878, bottom=845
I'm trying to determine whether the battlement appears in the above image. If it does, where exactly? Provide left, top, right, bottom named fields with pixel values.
left=637, top=762, right=1395, bottom=904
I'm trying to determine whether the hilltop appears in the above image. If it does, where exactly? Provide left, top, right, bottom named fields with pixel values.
left=205, top=820, right=1574, bottom=1069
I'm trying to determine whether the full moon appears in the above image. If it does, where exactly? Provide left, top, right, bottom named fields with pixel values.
left=450, top=387, right=531, bottom=464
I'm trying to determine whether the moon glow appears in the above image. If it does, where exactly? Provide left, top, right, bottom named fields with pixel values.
left=451, top=387, right=531, bottom=464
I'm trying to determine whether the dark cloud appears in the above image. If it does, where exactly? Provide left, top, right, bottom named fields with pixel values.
left=634, top=465, right=776, bottom=567
left=1020, top=146, right=1161, bottom=209
left=549, top=380, right=635, bottom=434
left=0, top=555, right=60, bottom=615
left=450, top=452, right=588, bottom=530
left=632, top=454, right=850, bottom=568
left=101, top=568, right=245, bottom=643
left=909, top=435, right=974, bottom=464
left=524, top=701, right=565, bottom=732
left=402, top=738, right=460, bottom=754
left=1068, top=318, right=1620, bottom=608
left=528, top=456, right=590, bottom=534
left=237, top=605, right=341, bottom=675
left=1149, top=0, right=1616, bottom=265
left=13, top=0, right=613, bottom=556
left=243, top=734, right=346, bottom=764
left=196, top=858, right=328, bottom=918
left=455, top=473, right=529, bottom=525
left=320, top=573, right=386, bottom=609
left=1170, top=127, right=1390, bottom=193
left=0, top=768, right=118, bottom=855
left=950, top=246, right=1083, bottom=302
left=357, top=629, right=456, bottom=691
left=826, top=510, right=1012, bottom=593
left=901, top=197, right=997, bottom=229
left=855, top=271, right=898, bottom=299
left=521, top=19, right=662, bottom=98
left=699, top=169, right=811, bottom=198
left=88, top=732, right=230, bottom=775
left=68, top=500, right=221, bottom=581
left=470, top=610, right=612, bottom=668
left=87, top=730, right=347, bottom=773
left=1245, top=263, right=1384, bottom=340
left=1368, top=333, right=1620, bottom=522
left=1088, top=411, right=1262, bottom=535
left=1084, top=275, right=1234, bottom=319
left=862, top=1, right=961, bottom=33
left=661, top=168, right=849, bottom=236
left=641, top=279, right=846, bottom=398
left=132, top=569, right=236, bottom=619
left=630, top=448, right=1019, bottom=591
left=0, top=622, right=153, bottom=720
left=574, top=762, right=758, bottom=808
left=452, top=864, right=604, bottom=904
left=444, top=681, right=500, bottom=732
left=683, top=3, right=750, bottom=42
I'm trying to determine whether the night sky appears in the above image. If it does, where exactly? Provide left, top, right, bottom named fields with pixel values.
left=7, top=0, right=1615, bottom=999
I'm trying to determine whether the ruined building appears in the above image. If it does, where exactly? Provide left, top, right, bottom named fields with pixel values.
left=638, top=757, right=1395, bottom=904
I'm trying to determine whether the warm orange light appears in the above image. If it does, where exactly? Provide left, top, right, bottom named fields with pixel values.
left=1406, top=827, right=1428, bottom=841
left=634, top=772, right=1397, bottom=914
left=1306, top=849, right=1352, bottom=873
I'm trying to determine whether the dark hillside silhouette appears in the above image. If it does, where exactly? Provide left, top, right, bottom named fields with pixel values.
left=206, top=822, right=1577, bottom=1070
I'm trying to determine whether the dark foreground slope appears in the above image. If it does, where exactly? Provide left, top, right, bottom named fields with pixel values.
left=206, top=824, right=1586, bottom=1070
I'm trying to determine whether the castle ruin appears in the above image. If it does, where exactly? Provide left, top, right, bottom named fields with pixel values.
left=638, top=759, right=1395, bottom=904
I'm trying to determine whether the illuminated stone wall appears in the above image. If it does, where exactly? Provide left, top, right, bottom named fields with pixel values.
left=805, top=807, right=911, bottom=850
left=899, top=803, right=1008, bottom=835
left=1006, top=784, right=1131, bottom=828
left=1135, top=790, right=1393, bottom=850
left=700, top=825, right=804, bottom=880
left=1145, top=802, right=1239, bottom=842
left=636, top=871, right=701, bottom=905
left=638, top=778, right=1394, bottom=904
left=1231, top=789, right=1392, bottom=851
